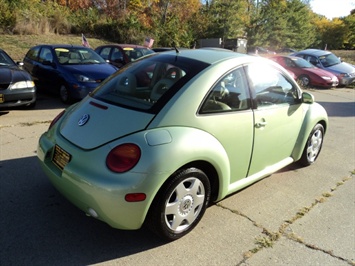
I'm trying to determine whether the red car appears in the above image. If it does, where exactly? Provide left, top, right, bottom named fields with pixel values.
left=95, top=44, right=155, bottom=68
left=270, top=55, right=338, bottom=88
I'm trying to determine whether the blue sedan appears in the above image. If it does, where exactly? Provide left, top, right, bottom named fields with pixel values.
left=23, top=44, right=117, bottom=103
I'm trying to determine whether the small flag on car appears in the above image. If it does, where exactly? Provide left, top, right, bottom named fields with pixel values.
left=144, top=37, right=154, bottom=48
left=82, top=34, right=90, bottom=48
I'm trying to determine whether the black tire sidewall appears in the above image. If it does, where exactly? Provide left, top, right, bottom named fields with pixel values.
left=300, top=123, right=324, bottom=166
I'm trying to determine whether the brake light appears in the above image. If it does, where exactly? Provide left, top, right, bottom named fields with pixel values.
left=49, top=110, right=65, bottom=130
left=106, top=143, right=141, bottom=173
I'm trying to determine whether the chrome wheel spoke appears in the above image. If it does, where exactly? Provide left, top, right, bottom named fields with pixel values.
left=164, top=177, right=206, bottom=232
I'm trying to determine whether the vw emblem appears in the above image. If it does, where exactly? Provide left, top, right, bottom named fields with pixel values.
left=78, top=114, right=90, bottom=126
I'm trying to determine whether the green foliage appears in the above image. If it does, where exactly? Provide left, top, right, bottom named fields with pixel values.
left=0, top=0, right=353, bottom=50
left=247, top=0, right=316, bottom=50
left=343, top=14, right=355, bottom=49
left=0, top=0, right=16, bottom=31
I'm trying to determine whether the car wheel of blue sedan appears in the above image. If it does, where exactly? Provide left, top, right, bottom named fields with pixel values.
left=60, top=84, right=71, bottom=104
left=147, top=168, right=211, bottom=241
left=300, top=124, right=324, bottom=166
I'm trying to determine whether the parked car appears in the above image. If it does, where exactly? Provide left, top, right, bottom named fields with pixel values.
left=270, top=55, right=339, bottom=88
left=37, top=49, right=328, bottom=241
left=0, top=48, right=36, bottom=108
left=291, top=49, right=355, bottom=86
left=247, top=46, right=276, bottom=55
left=23, top=44, right=117, bottom=103
left=95, top=44, right=155, bottom=68
left=277, top=48, right=297, bottom=54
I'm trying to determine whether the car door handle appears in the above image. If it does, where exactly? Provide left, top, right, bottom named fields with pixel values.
left=255, top=121, right=267, bottom=128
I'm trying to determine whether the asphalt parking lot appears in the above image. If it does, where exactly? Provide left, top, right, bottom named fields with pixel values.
left=0, top=88, right=354, bottom=266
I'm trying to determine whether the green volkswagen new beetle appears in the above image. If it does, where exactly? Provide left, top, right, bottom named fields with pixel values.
left=37, top=49, right=328, bottom=240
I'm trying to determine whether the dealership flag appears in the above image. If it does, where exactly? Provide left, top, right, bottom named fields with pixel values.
left=144, top=37, right=154, bottom=48
left=82, top=34, right=90, bottom=48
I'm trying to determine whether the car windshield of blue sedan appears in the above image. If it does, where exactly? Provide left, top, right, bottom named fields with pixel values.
left=55, top=47, right=106, bottom=65
left=319, top=53, right=341, bottom=67
left=92, top=56, right=209, bottom=112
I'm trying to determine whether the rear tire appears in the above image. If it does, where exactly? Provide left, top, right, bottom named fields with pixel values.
left=146, top=168, right=211, bottom=241
left=299, top=124, right=324, bottom=166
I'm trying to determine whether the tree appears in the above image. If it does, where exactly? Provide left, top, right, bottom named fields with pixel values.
left=343, top=13, right=355, bottom=49
left=203, top=0, right=249, bottom=41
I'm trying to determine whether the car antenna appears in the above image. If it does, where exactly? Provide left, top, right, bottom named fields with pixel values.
left=162, top=28, right=179, bottom=53
left=173, top=42, right=180, bottom=54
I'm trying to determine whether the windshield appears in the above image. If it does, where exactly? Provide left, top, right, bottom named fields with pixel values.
left=319, top=53, right=341, bottom=67
left=293, top=58, right=314, bottom=68
left=55, top=47, right=106, bottom=65
left=0, top=51, right=16, bottom=66
left=92, top=54, right=209, bottom=112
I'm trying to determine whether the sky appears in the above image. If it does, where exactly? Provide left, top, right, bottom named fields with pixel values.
left=310, top=0, right=355, bottom=19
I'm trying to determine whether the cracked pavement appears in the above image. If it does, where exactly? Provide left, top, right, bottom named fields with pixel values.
left=1, top=89, right=354, bottom=265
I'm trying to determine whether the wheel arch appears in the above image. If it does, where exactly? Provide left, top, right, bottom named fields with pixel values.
left=292, top=102, right=328, bottom=161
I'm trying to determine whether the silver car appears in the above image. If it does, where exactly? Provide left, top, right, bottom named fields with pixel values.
left=291, top=49, right=355, bottom=86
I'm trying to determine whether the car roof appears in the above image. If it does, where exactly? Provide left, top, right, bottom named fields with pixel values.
left=96, top=44, right=150, bottom=49
left=158, top=48, right=250, bottom=65
left=297, top=49, right=331, bottom=56
left=32, top=44, right=92, bottom=49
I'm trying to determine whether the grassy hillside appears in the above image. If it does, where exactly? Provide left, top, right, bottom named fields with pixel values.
left=1, top=34, right=111, bottom=61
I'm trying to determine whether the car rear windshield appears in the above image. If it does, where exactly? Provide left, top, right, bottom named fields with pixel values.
left=122, top=47, right=155, bottom=62
left=91, top=54, right=209, bottom=113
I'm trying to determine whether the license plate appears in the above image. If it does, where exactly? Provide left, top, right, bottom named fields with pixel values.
left=0, top=94, right=4, bottom=103
left=52, top=145, right=71, bottom=170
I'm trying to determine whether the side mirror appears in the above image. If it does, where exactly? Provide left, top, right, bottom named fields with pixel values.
left=16, top=61, right=24, bottom=69
left=302, top=91, right=314, bottom=104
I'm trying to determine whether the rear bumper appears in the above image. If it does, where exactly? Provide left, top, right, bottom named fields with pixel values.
left=37, top=133, right=151, bottom=230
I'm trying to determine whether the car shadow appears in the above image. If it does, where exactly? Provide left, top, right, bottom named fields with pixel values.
left=0, top=156, right=167, bottom=265
left=317, top=101, right=355, bottom=117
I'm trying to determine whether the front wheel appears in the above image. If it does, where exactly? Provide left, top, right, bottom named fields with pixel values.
left=299, top=123, right=324, bottom=166
left=146, top=168, right=211, bottom=241
left=297, top=75, right=311, bottom=88
left=59, top=84, right=72, bottom=104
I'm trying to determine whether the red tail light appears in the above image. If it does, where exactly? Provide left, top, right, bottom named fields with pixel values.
left=106, top=143, right=141, bottom=173
left=49, top=110, right=65, bottom=130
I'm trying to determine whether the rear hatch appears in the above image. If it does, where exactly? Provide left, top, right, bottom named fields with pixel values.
left=59, top=99, right=154, bottom=149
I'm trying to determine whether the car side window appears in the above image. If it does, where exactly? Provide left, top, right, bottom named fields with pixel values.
left=200, top=67, right=250, bottom=114
left=285, top=58, right=296, bottom=68
left=246, top=63, right=299, bottom=108
left=98, top=47, right=110, bottom=60
left=308, top=56, right=318, bottom=66
left=111, top=48, right=123, bottom=62
left=39, top=48, right=53, bottom=64
left=26, top=47, right=40, bottom=61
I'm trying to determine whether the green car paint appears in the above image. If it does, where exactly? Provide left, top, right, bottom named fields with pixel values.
left=37, top=49, right=328, bottom=240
